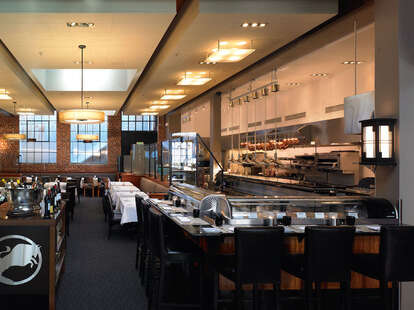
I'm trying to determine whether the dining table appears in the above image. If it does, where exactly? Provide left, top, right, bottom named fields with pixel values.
left=112, top=190, right=141, bottom=211
left=108, top=181, right=133, bottom=189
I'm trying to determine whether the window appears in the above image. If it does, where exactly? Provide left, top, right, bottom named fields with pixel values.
left=121, top=113, right=157, bottom=131
left=19, top=113, right=57, bottom=164
left=70, top=117, right=108, bottom=164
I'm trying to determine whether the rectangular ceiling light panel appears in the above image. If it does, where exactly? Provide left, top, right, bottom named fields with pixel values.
left=32, top=69, right=138, bottom=91
left=206, top=48, right=255, bottom=63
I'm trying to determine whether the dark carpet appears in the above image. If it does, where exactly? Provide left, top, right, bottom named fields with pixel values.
left=56, top=197, right=147, bottom=310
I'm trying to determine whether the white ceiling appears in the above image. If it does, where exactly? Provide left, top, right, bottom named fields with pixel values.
left=0, top=0, right=338, bottom=115
left=123, top=0, right=337, bottom=114
left=0, top=11, right=175, bottom=113
left=275, top=23, right=375, bottom=89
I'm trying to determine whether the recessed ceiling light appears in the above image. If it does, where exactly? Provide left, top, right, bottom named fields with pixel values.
left=199, top=61, right=216, bottom=65
left=151, top=101, right=168, bottom=105
left=161, top=90, right=186, bottom=100
left=287, top=82, right=301, bottom=87
left=150, top=105, right=170, bottom=110
left=67, top=22, right=95, bottom=28
left=74, top=60, right=93, bottom=65
left=241, top=22, right=267, bottom=28
left=342, top=60, right=364, bottom=65
left=310, top=73, right=328, bottom=77
left=66, top=22, right=95, bottom=28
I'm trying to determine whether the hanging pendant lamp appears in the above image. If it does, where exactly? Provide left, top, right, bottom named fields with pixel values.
left=59, top=45, right=105, bottom=124
left=4, top=101, right=26, bottom=140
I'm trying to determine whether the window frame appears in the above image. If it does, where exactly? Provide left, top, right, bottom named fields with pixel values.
left=121, top=113, right=157, bottom=132
left=70, top=117, right=108, bottom=165
left=19, top=114, right=57, bottom=164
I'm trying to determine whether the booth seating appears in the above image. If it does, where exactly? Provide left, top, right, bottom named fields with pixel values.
left=138, top=177, right=168, bottom=199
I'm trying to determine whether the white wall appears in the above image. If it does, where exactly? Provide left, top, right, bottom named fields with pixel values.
left=180, top=100, right=211, bottom=138
left=221, top=61, right=375, bottom=134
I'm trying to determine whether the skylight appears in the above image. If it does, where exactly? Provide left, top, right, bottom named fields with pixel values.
left=32, top=69, right=138, bottom=91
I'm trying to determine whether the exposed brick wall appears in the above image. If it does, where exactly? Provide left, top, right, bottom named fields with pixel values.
left=0, top=113, right=121, bottom=174
left=0, top=115, right=20, bottom=172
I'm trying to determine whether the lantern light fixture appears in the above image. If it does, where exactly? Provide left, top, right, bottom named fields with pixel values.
left=360, top=118, right=396, bottom=165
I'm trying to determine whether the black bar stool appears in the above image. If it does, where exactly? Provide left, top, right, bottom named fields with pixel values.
left=135, top=195, right=144, bottom=270
left=147, top=208, right=203, bottom=309
left=283, top=226, right=355, bottom=310
left=352, top=225, right=414, bottom=310
left=213, top=227, right=284, bottom=310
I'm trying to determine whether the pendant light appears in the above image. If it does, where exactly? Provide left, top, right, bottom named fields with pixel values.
left=59, top=45, right=105, bottom=124
left=4, top=101, right=26, bottom=140
left=76, top=134, right=99, bottom=143
left=76, top=102, right=100, bottom=142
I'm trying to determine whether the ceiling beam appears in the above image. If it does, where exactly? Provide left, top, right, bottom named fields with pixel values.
left=0, top=39, right=55, bottom=113
left=120, top=0, right=199, bottom=114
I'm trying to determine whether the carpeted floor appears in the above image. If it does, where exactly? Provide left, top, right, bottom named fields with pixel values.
left=56, top=197, right=147, bottom=310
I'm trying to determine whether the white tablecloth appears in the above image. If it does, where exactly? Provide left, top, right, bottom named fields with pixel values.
left=112, top=190, right=141, bottom=211
left=44, top=182, right=67, bottom=193
left=117, top=191, right=149, bottom=225
left=110, top=185, right=138, bottom=192
left=108, top=181, right=133, bottom=189
left=119, top=197, right=137, bottom=225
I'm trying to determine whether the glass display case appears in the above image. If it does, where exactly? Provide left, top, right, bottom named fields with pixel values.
left=143, top=143, right=158, bottom=178
left=164, top=132, right=223, bottom=190
left=224, top=196, right=397, bottom=224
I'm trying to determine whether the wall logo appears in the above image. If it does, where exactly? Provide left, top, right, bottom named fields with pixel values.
left=0, top=235, right=42, bottom=286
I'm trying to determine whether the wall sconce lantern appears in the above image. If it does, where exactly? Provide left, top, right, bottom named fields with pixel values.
left=360, top=118, right=396, bottom=165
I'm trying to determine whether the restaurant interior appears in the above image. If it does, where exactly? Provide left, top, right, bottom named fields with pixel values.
left=1, top=0, right=414, bottom=309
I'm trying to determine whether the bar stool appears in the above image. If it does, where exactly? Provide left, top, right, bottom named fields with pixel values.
left=352, top=225, right=414, bottom=310
left=135, top=195, right=144, bottom=270
left=147, top=208, right=203, bottom=310
left=140, top=200, right=152, bottom=291
left=283, top=226, right=355, bottom=310
left=214, top=227, right=285, bottom=310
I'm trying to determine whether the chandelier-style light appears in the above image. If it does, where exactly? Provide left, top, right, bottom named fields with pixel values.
left=59, top=45, right=105, bottom=124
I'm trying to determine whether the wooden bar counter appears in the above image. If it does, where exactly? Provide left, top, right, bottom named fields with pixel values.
left=148, top=199, right=384, bottom=291
left=213, top=234, right=381, bottom=291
